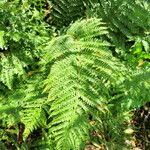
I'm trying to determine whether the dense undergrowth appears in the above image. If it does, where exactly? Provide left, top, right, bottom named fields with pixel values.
left=0, top=0, right=150, bottom=149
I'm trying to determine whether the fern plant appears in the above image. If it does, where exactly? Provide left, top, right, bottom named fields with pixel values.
left=0, top=0, right=150, bottom=149
left=43, top=18, right=127, bottom=149
left=86, top=0, right=150, bottom=64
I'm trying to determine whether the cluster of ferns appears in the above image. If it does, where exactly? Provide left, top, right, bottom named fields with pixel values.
left=0, top=0, right=149, bottom=149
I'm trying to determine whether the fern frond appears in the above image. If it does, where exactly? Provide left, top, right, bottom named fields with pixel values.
left=124, top=67, right=150, bottom=108
left=44, top=18, right=124, bottom=149
left=0, top=74, right=47, bottom=142
left=21, top=108, right=46, bottom=140
left=48, top=0, right=86, bottom=28
left=15, top=75, right=47, bottom=140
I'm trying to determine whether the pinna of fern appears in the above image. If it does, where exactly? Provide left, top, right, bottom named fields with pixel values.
left=43, top=18, right=127, bottom=150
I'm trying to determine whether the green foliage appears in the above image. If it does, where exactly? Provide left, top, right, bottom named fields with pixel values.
left=44, top=18, right=125, bottom=149
left=86, top=0, right=150, bottom=63
left=0, top=53, right=25, bottom=89
left=0, top=0, right=150, bottom=149
left=0, top=0, right=51, bottom=149
left=0, top=0, right=51, bottom=90
left=47, top=0, right=86, bottom=28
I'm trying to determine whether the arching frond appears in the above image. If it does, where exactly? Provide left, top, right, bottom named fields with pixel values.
left=44, top=18, right=124, bottom=149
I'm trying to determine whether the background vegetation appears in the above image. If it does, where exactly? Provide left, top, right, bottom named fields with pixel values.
left=0, top=0, right=150, bottom=149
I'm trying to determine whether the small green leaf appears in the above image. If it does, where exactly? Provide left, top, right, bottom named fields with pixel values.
left=142, top=40, right=149, bottom=52
left=12, top=32, right=21, bottom=42
left=0, top=31, right=5, bottom=49
left=133, top=42, right=142, bottom=54
left=124, top=128, right=134, bottom=134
